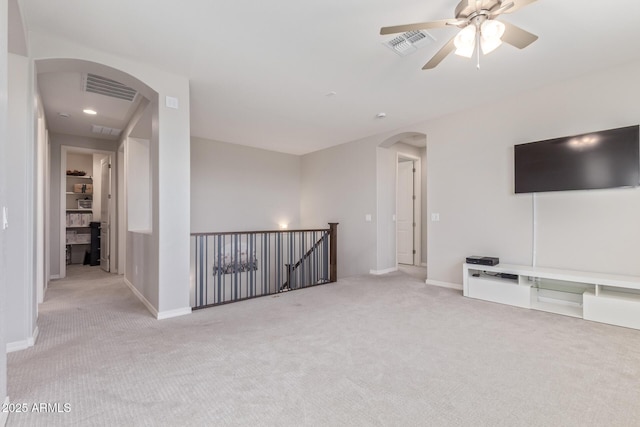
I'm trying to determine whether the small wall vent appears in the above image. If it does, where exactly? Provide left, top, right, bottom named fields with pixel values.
left=383, top=30, right=436, bottom=56
left=84, top=73, right=137, bottom=102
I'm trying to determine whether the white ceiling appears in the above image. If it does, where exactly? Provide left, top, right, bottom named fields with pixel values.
left=18, top=0, right=640, bottom=155
left=38, top=72, right=142, bottom=141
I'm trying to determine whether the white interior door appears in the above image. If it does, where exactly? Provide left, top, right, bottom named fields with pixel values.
left=397, top=160, right=414, bottom=265
left=100, top=157, right=111, bottom=271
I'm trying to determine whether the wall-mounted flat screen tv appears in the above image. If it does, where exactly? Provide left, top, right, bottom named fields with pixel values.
left=514, top=125, right=640, bottom=193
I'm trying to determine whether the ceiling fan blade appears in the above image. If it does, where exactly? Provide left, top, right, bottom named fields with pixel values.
left=501, top=0, right=537, bottom=14
left=422, top=37, right=456, bottom=70
left=501, top=21, right=538, bottom=49
left=380, top=19, right=464, bottom=35
left=489, top=1, right=514, bottom=17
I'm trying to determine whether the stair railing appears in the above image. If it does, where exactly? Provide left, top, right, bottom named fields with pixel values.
left=190, top=223, right=337, bottom=309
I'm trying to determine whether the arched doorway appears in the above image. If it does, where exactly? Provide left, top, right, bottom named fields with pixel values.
left=36, top=59, right=157, bottom=291
left=377, top=132, right=427, bottom=277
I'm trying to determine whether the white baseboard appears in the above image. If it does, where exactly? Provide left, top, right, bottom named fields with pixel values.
left=6, top=326, right=39, bottom=353
left=370, top=267, right=398, bottom=275
left=426, top=279, right=463, bottom=291
left=6, top=340, right=29, bottom=353
left=124, top=278, right=191, bottom=320
left=33, top=325, right=39, bottom=344
left=420, top=262, right=427, bottom=267
left=1, top=396, right=9, bottom=426
left=157, top=307, right=192, bottom=320
left=49, top=275, right=61, bottom=280
left=124, top=277, right=159, bottom=318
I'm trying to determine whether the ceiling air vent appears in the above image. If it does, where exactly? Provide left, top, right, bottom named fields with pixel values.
left=384, top=30, right=435, bottom=56
left=91, top=125, right=122, bottom=137
left=84, top=73, right=137, bottom=102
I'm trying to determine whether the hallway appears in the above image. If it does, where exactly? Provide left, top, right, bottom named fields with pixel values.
left=7, top=266, right=157, bottom=425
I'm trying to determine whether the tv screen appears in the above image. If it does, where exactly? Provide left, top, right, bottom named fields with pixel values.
left=514, top=125, right=640, bottom=193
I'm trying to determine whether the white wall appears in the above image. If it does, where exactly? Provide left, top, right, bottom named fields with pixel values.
left=5, top=52, right=37, bottom=350
left=0, top=0, right=9, bottom=411
left=191, top=137, right=302, bottom=233
left=119, top=98, right=160, bottom=311
left=302, top=60, right=640, bottom=284
left=301, top=136, right=378, bottom=278
left=35, top=89, right=47, bottom=305
left=420, top=60, right=640, bottom=284
left=126, top=138, right=151, bottom=232
left=67, top=152, right=93, bottom=177
left=376, top=147, right=396, bottom=272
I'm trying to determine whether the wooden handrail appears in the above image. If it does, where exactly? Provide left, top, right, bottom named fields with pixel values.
left=191, top=228, right=330, bottom=237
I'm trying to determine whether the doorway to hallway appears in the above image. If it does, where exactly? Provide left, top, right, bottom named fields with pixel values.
left=397, top=154, right=421, bottom=266
left=61, top=147, right=115, bottom=278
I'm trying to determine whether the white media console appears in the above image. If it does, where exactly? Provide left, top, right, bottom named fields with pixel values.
left=463, top=263, right=640, bottom=330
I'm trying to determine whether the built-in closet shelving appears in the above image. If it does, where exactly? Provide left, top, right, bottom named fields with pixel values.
left=65, top=174, right=93, bottom=264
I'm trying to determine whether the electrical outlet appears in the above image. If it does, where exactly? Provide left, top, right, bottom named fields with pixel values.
left=431, top=213, right=440, bottom=222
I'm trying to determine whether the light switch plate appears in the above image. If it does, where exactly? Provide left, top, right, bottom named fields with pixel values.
left=365, top=214, right=372, bottom=222
left=165, top=96, right=179, bottom=109
left=2, top=206, right=8, bottom=229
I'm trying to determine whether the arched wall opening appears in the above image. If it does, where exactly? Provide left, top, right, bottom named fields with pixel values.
left=6, top=34, right=191, bottom=356
left=29, top=52, right=191, bottom=319
left=37, top=58, right=156, bottom=273
left=375, top=132, right=427, bottom=274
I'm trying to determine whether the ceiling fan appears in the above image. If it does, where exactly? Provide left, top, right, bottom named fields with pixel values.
left=380, top=0, right=538, bottom=70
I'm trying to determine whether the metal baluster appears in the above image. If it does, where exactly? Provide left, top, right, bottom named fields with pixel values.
left=250, top=233, right=254, bottom=297
left=302, top=231, right=305, bottom=286
left=262, top=234, right=267, bottom=295
left=198, top=235, right=204, bottom=307
left=313, top=231, right=317, bottom=285
left=234, top=233, right=238, bottom=301
left=205, top=236, right=209, bottom=305
left=277, top=232, right=281, bottom=292
left=216, top=234, right=221, bottom=304
left=323, top=231, right=328, bottom=282
left=268, top=233, right=272, bottom=294
left=223, top=235, right=227, bottom=302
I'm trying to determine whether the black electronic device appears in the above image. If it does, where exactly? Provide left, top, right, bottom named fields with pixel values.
left=466, top=256, right=499, bottom=266
left=514, top=125, right=640, bottom=193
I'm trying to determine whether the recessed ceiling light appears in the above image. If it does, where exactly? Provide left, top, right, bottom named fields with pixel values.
left=83, top=109, right=97, bottom=115
left=58, top=112, right=70, bottom=118
left=376, top=112, right=387, bottom=119
left=325, top=91, right=337, bottom=97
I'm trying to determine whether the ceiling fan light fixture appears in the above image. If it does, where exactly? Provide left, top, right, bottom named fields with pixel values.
left=454, top=25, right=476, bottom=58
left=480, top=19, right=505, bottom=54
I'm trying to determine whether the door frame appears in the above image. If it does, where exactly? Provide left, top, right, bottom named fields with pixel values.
left=59, top=146, right=117, bottom=278
left=99, top=156, right=111, bottom=272
left=396, top=153, right=422, bottom=267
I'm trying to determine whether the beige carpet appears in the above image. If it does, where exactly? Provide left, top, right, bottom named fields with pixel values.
left=7, top=265, right=640, bottom=426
